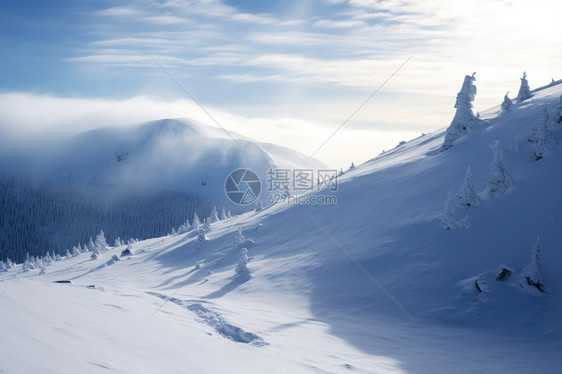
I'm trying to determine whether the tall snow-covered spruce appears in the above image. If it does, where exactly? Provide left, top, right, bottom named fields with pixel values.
left=210, top=206, right=219, bottom=223
left=529, top=105, right=557, bottom=161
left=441, top=73, right=481, bottom=151
left=95, top=230, right=109, bottom=252
left=516, top=71, right=532, bottom=102
left=485, top=141, right=513, bottom=198
left=192, top=213, right=201, bottom=230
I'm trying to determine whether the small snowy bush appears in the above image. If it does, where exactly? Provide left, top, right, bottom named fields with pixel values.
left=197, top=228, right=208, bottom=246
left=500, top=92, right=513, bottom=114
left=234, top=227, right=245, bottom=245
left=518, top=236, right=544, bottom=293
left=455, top=167, right=479, bottom=208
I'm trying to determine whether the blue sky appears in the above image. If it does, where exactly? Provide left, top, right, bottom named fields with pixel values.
left=1, top=0, right=561, bottom=167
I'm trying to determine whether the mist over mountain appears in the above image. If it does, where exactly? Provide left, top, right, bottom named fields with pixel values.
left=0, top=118, right=326, bottom=262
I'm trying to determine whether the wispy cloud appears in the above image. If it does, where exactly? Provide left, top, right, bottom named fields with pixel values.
left=0, top=92, right=425, bottom=168
left=2, top=0, right=561, bottom=167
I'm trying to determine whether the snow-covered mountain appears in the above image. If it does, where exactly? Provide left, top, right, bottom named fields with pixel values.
left=0, top=118, right=326, bottom=262
left=2, top=82, right=562, bottom=373
left=3, top=118, right=325, bottom=203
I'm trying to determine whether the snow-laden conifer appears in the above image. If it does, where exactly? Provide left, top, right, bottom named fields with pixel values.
left=529, top=105, right=557, bottom=160
left=485, top=141, right=513, bottom=198
left=516, top=71, right=532, bottom=102
left=455, top=167, right=479, bottom=208
left=235, top=248, right=249, bottom=276
left=500, top=92, right=513, bottom=114
left=442, top=73, right=481, bottom=150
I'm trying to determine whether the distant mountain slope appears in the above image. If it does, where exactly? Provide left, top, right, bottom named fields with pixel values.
left=0, top=118, right=326, bottom=262
left=7, top=118, right=325, bottom=203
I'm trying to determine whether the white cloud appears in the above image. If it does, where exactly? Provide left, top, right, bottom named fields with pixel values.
left=6, top=0, right=562, bottom=168
left=0, top=93, right=430, bottom=169
left=313, top=19, right=367, bottom=28
left=93, top=6, right=147, bottom=18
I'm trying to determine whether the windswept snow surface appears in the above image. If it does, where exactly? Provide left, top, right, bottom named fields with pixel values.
left=2, top=84, right=562, bottom=372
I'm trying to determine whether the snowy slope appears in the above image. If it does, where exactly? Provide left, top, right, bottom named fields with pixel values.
left=2, top=84, right=562, bottom=373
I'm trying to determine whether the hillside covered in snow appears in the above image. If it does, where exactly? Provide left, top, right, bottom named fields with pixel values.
left=0, top=119, right=325, bottom=262
left=2, top=77, right=562, bottom=373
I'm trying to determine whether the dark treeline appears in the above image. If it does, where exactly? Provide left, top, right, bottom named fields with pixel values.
left=0, top=177, right=216, bottom=263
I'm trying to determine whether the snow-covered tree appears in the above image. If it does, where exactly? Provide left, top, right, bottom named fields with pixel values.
left=234, top=227, right=245, bottom=245
left=0, top=261, right=6, bottom=272
left=22, top=259, right=31, bottom=272
left=254, top=201, right=262, bottom=213
left=87, top=237, right=96, bottom=252
left=197, top=228, right=208, bottom=246
left=440, top=190, right=457, bottom=230
left=44, top=252, right=53, bottom=266
left=442, top=73, right=481, bottom=151
left=235, top=248, right=249, bottom=276
left=227, top=209, right=232, bottom=218
left=348, top=162, right=356, bottom=171
left=65, top=249, right=72, bottom=258
left=170, top=227, right=177, bottom=236
left=72, top=246, right=81, bottom=257
left=556, top=94, right=562, bottom=124
left=192, top=212, right=201, bottom=230
left=91, top=251, right=99, bottom=260
left=33, top=256, right=42, bottom=269
left=95, top=230, right=109, bottom=252
left=202, top=217, right=212, bottom=232
left=221, top=207, right=227, bottom=220
left=485, top=141, right=514, bottom=198
left=519, top=236, right=544, bottom=292
left=440, top=189, right=470, bottom=231
left=113, top=237, right=123, bottom=247
left=500, top=92, right=513, bottom=114
left=210, top=206, right=219, bottom=223
left=529, top=105, right=557, bottom=160
left=455, top=167, right=479, bottom=208
left=516, top=71, right=532, bottom=102
left=177, top=219, right=191, bottom=234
